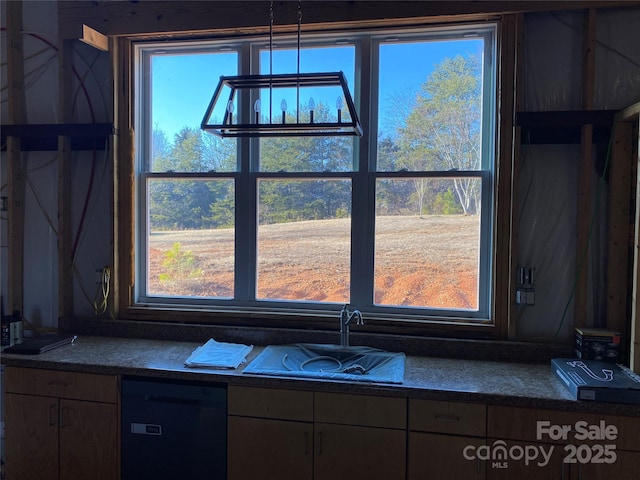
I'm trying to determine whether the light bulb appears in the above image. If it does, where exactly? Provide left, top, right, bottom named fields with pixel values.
left=227, top=100, right=234, bottom=124
left=336, top=96, right=343, bottom=123
left=309, top=97, right=315, bottom=123
left=254, top=99, right=261, bottom=124
left=281, top=99, right=287, bottom=123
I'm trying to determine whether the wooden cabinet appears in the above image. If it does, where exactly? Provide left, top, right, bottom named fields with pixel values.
left=227, top=386, right=314, bottom=480
left=487, top=406, right=640, bottom=480
left=228, top=416, right=313, bottom=480
left=4, top=393, right=59, bottom=480
left=572, top=450, right=640, bottom=479
left=408, top=399, right=487, bottom=480
left=314, top=392, right=406, bottom=480
left=227, top=386, right=406, bottom=480
left=483, top=439, right=568, bottom=480
left=4, top=367, right=119, bottom=480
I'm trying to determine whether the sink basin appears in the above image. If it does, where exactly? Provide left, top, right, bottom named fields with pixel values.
left=243, top=343, right=405, bottom=384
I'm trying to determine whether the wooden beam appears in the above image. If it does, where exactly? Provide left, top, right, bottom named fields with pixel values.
left=508, top=13, right=524, bottom=340
left=630, top=117, right=640, bottom=372
left=113, top=36, right=135, bottom=316
left=495, top=14, right=517, bottom=340
left=6, top=0, right=27, bottom=315
left=57, top=1, right=640, bottom=39
left=607, top=122, right=634, bottom=335
left=1, top=123, right=113, bottom=151
left=80, top=24, right=109, bottom=51
left=516, top=110, right=617, bottom=128
left=618, top=102, right=640, bottom=123
left=516, top=110, right=615, bottom=144
left=58, top=39, right=74, bottom=319
left=574, top=8, right=597, bottom=329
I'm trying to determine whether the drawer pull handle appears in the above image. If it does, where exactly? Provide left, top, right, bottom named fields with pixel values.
left=48, top=404, right=57, bottom=426
left=48, top=380, right=69, bottom=387
left=318, top=431, right=323, bottom=455
left=60, top=407, right=69, bottom=428
left=434, top=414, right=461, bottom=422
left=304, top=432, right=309, bottom=455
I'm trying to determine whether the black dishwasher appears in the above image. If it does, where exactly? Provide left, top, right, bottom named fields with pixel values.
left=121, top=377, right=226, bottom=480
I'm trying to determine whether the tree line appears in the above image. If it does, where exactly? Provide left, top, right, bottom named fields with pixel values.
left=149, top=54, right=482, bottom=231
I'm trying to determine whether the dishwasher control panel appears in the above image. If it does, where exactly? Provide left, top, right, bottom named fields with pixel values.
left=130, top=422, right=163, bottom=435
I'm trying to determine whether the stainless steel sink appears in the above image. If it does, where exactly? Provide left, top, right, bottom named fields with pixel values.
left=243, top=343, right=405, bottom=384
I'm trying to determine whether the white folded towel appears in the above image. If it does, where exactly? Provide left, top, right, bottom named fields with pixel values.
left=185, top=338, right=253, bottom=369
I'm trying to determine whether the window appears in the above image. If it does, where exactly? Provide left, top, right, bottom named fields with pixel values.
left=133, top=23, right=497, bottom=327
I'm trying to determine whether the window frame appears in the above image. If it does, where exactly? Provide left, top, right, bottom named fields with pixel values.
left=115, top=19, right=512, bottom=339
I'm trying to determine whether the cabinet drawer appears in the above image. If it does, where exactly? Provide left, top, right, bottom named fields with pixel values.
left=488, top=406, right=640, bottom=452
left=315, top=392, right=406, bottom=429
left=228, top=386, right=313, bottom=421
left=5, top=367, right=118, bottom=403
left=410, top=399, right=486, bottom=437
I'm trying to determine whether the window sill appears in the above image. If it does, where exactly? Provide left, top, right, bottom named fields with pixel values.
left=59, top=316, right=571, bottom=363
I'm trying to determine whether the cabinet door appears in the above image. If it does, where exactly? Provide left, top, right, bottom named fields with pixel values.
left=570, top=449, right=640, bottom=479
left=314, top=423, right=406, bottom=480
left=228, top=416, right=313, bottom=480
left=485, top=440, right=568, bottom=480
left=409, top=432, right=486, bottom=480
left=5, top=393, right=59, bottom=480
left=59, top=399, right=119, bottom=480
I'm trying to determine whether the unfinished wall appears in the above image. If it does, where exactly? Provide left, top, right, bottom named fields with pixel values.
left=1, top=0, right=112, bottom=328
left=515, top=8, right=640, bottom=342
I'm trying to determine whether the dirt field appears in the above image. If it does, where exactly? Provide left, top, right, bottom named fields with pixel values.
left=148, top=215, right=480, bottom=309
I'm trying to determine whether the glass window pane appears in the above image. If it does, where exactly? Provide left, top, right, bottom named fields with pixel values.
left=376, top=38, right=485, bottom=172
left=259, top=46, right=355, bottom=172
left=150, top=52, right=238, bottom=172
left=375, top=178, right=480, bottom=309
left=260, top=136, right=354, bottom=173
left=257, top=179, right=351, bottom=302
left=147, top=178, right=235, bottom=298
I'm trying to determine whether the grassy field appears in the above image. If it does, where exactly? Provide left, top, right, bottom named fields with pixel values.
left=148, top=215, right=480, bottom=309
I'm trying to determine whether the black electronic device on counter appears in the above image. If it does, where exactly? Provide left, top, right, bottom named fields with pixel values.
left=552, top=358, right=640, bottom=405
left=2, top=334, right=77, bottom=354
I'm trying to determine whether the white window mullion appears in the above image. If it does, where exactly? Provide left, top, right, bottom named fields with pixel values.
left=350, top=36, right=375, bottom=307
left=235, top=42, right=256, bottom=302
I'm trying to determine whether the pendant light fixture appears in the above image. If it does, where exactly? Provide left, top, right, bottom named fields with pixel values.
left=201, top=1, right=363, bottom=138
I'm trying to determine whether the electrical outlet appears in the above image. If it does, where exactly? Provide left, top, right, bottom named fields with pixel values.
left=516, top=289, right=535, bottom=305
left=517, top=266, right=535, bottom=286
left=1, top=196, right=7, bottom=212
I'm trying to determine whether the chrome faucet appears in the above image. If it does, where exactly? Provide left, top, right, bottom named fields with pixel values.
left=339, top=304, right=364, bottom=347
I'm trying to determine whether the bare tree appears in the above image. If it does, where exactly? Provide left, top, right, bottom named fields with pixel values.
left=399, top=54, right=482, bottom=215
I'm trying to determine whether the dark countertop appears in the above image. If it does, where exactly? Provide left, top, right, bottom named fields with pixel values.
left=3, top=335, right=640, bottom=416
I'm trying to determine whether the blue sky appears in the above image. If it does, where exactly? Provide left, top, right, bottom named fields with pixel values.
left=151, top=38, right=483, bottom=140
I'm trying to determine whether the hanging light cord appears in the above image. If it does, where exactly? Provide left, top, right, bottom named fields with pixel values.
left=296, top=0, right=302, bottom=123
left=269, top=1, right=274, bottom=122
